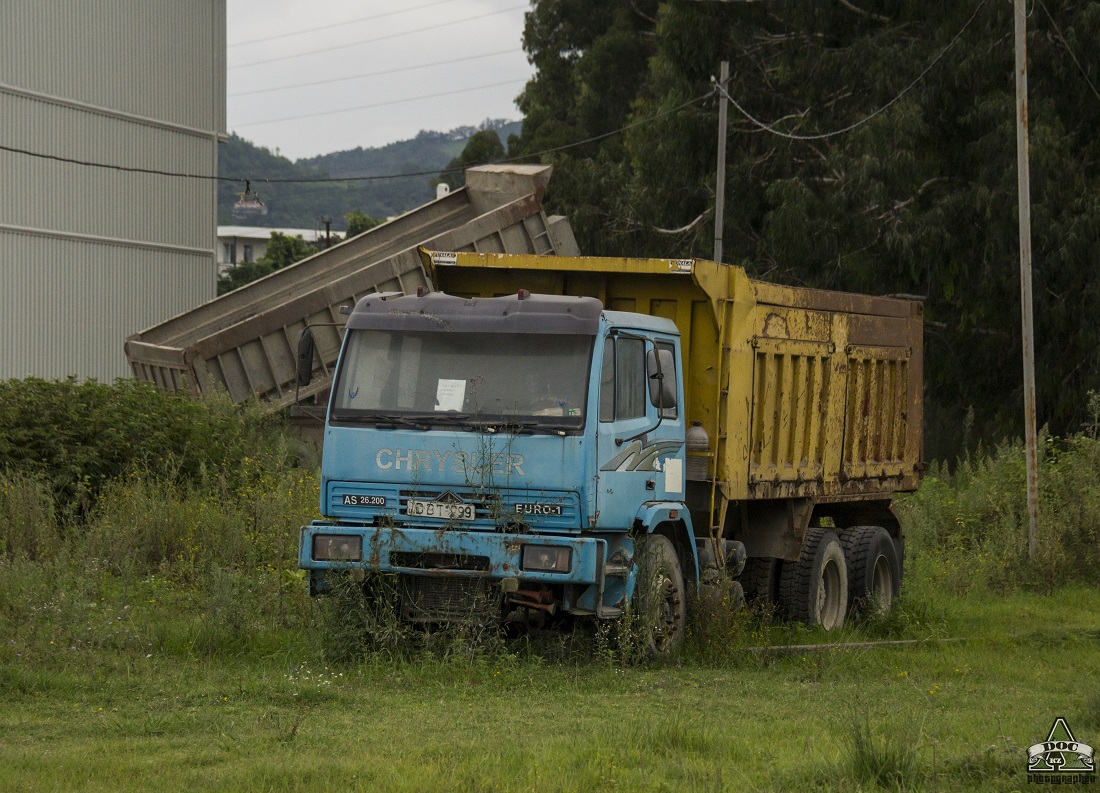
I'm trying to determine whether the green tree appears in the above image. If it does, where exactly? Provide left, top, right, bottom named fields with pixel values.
left=258, top=231, right=316, bottom=268
left=217, top=232, right=318, bottom=295
left=513, top=0, right=1100, bottom=458
left=436, top=129, right=507, bottom=189
left=344, top=209, right=381, bottom=238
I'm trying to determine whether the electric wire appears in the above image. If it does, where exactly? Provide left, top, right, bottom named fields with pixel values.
left=714, top=0, right=990, bottom=141
left=0, top=0, right=999, bottom=188
left=229, top=4, right=526, bottom=70
left=0, top=89, right=714, bottom=185
left=228, top=0, right=463, bottom=48
left=229, top=48, right=522, bottom=98
left=234, top=79, right=525, bottom=127
left=1036, top=0, right=1100, bottom=105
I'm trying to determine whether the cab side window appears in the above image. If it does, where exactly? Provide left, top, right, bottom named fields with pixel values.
left=656, top=341, right=678, bottom=419
left=600, top=336, right=646, bottom=422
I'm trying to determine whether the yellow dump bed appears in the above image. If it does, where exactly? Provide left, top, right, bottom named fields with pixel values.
left=424, top=250, right=923, bottom=507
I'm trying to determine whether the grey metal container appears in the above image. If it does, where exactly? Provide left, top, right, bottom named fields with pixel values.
left=125, top=164, right=580, bottom=410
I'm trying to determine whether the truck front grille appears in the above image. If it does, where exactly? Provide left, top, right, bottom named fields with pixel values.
left=391, top=552, right=490, bottom=572
left=398, top=574, right=499, bottom=623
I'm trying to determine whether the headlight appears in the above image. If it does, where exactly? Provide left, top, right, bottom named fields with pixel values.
left=312, top=534, right=362, bottom=561
left=521, top=544, right=571, bottom=573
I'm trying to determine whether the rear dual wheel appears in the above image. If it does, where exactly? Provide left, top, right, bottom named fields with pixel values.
left=842, top=526, right=902, bottom=615
left=778, top=528, right=848, bottom=630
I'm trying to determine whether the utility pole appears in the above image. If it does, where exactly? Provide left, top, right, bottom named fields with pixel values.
left=1013, top=0, right=1040, bottom=557
left=713, top=60, right=729, bottom=263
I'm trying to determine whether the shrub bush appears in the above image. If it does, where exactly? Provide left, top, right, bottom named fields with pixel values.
left=0, top=377, right=290, bottom=515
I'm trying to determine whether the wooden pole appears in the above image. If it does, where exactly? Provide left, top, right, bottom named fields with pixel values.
left=1014, top=0, right=1040, bottom=557
left=713, top=61, right=729, bottom=263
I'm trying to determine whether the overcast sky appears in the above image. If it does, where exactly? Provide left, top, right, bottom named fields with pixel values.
left=226, top=0, right=534, bottom=162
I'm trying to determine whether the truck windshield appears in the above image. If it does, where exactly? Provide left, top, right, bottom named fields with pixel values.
left=331, top=330, right=593, bottom=430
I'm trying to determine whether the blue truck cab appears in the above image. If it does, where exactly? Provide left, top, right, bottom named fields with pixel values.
left=298, top=289, right=711, bottom=652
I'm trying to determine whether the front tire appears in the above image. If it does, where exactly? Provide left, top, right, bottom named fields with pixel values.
left=633, top=533, right=686, bottom=657
left=779, top=528, right=848, bottom=630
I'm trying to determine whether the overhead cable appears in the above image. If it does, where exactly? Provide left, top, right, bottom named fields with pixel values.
left=233, top=79, right=525, bottom=127
left=0, top=90, right=714, bottom=185
left=228, top=0, right=463, bottom=48
left=229, top=49, right=522, bottom=97
left=1036, top=0, right=1100, bottom=105
left=714, top=0, right=990, bottom=141
left=229, top=4, right=526, bottom=70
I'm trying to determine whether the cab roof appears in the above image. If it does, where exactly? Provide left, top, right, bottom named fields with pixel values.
left=346, top=290, right=604, bottom=335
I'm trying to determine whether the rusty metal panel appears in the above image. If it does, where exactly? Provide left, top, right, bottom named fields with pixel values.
left=747, top=340, right=833, bottom=488
left=842, top=346, right=912, bottom=480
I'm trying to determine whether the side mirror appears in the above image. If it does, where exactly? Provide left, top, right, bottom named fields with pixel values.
left=296, top=327, right=316, bottom=387
left=646, top=348, right=677, bottom=410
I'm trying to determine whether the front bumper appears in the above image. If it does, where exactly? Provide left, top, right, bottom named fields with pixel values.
left=299, top=522, right=605, bottom=585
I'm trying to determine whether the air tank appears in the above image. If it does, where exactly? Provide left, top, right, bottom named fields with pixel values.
left=686, top=420, right=709, bottom=480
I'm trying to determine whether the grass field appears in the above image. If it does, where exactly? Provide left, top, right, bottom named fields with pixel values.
left=2, top=575, right=1098, bottom=792
left=3, top=385, right=1099, bottom=791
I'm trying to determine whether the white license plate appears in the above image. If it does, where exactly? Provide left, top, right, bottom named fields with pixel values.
left=406, top=499, right=475, bottom=521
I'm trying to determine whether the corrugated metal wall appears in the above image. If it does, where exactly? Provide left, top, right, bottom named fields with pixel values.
left=0, top=0, right=225, bottom=382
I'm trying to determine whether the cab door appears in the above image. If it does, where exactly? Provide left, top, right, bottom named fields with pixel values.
left=594, top=332, right=685, bottom=529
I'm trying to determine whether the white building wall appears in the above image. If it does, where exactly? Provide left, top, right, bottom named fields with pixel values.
left=0, top=0, right=225, bottom=382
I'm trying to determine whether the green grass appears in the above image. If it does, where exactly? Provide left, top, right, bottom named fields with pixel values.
left=2, top=584, right=1098, bottom=791
left=2, top=385, right=1099, bottom=791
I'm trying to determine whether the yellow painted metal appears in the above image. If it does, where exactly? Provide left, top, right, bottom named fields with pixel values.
left=420, top=249, right=923, bottom=504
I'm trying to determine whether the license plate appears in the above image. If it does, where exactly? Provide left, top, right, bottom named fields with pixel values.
left=342, top=494, right=386, bottom=507
left=406, top=499, right=475, bottom=521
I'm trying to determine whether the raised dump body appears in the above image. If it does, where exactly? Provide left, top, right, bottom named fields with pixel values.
left=424, top=250, right=923, bottom=563
left=124, top=165, right=580, bottom=410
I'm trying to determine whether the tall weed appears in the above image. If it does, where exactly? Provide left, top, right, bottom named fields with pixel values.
left=0, top=472, right=59, bottom=560
left=899, top=434, right=1100, bottom=592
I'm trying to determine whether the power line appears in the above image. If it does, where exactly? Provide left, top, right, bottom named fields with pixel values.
left=1037, top=0, right=1100, bottom=105
left=233, top=79, right=526, bottom=128
left=499, top=90, right=715, bottom=161
left=0, top=89, right=714, bottom=185
left=714, top=0, right=990, bottom=141
left=229, top=4, right=527, bottom=70
left=229, top=49, right=522, bottom=98
left=228, top=0, right=463, bottom=48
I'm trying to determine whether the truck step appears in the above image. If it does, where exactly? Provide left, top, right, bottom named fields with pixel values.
left=603, top=564, right=630, bottom=576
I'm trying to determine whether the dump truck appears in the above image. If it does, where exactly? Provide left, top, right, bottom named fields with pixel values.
left=124, top=165, right=579, bottom=410
left=297, top=250, right=923, bottom=651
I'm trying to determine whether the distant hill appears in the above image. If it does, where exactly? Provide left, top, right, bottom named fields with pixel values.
left=218, top=120, right=522, bottom=231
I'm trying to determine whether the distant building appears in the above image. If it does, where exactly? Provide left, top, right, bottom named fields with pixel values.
left=0, top=1, right=226, bottom=382
left=217, top=227, right=346, bottom=273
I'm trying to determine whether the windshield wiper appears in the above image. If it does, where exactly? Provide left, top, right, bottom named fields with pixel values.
left=332, top=412, right=430, bottom=430
left=423, top=412, right=471, bottom=426
left=457, top=419, right=534, bottom=434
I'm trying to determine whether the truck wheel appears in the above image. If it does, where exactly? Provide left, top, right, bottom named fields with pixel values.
left=842, top=526, right=901, bottom=615
left=739, top=557, right=782, bottom=605
left=634, top=534, right=686, bottom=657
left=779, top=528, right=848, bottom=630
